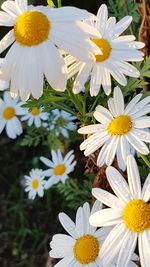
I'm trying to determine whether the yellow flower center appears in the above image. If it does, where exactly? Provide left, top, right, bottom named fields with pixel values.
left=108, top=115, right=132, bottom=136
left=73, top=234, right=99, bottom=264
left=32, top=179, right=39, bottom=189
left=31, top=107, right=40, bottom=116
left=14, top=11, right=50, bottom=46
left=123, top=199, right=150, bottom=233
left=92, top=38, right=112, bottom=62
left=3, top=107, right=15, bottom=120
left=54, top=164, right=66, bottom=175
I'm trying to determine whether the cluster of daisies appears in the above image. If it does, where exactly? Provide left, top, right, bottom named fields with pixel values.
left=0, top=90, right=76, bottom=139
left=0, top=1, right=144, bottom=99
left=0, top=1, right=150, bottom=267
left=24, top=149, right=76, bottom=199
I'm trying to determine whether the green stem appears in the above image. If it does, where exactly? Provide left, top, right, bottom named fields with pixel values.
left=139, top=153, right=150, bottom=168
left=57, top=0, right=62, bottom=8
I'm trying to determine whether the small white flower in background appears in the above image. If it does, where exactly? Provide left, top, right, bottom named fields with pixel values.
left=24, top=168, right=46, bottom=200
left=0, top=0, right=101, bottom=100
left=48, top=109, right=77, bottom=138
left=0, top=91, right=24, bottom=139
left=40, top=150, right=76, bottom=189
left=78, top=86, right=150, bottom=171
left=67, top=4, right=145, bottom=96
left=50, top=201, right=138, bottom=267
left=90, top=155, right=150, bottom=267
left=21, top=106, right=49, bottom=128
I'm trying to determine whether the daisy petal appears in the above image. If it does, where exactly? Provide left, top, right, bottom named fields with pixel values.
left=127, top=155, right=141, bottom=199
left=0, top=11, right=15, bottom=26
left=100, top=223, right=127, bottom=266
left=58, top=212, right=78, bottom=239
left=117, top=231, right=137, bottom=267
left=89, top=208, right=122, bottom=227
left=126, top=132, right=149, bottom=155
left=142, top=173, right=150, bottom=202
left=92, top=188, right=124, bottom=209
left=139, top=230, right=150, bottom=267
left=0, top=29, right=15, bottom=55
left=106, top=166, right=131, bottom=203
left=113, top=86, right=124, bottom=115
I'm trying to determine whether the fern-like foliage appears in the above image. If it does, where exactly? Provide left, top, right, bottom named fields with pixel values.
left=56, top=175, right=94, bottom=210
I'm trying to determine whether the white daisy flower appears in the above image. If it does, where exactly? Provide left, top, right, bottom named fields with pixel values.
left=0, top=90, right=24, bottom=138
left=90, top=155, right=150, bottom=267
left=48, top=109, right=77, bottom=138
left=50, top=201, right=138, bottom=267
left=78, top=86, right=150, bottom=171
left=40, top=150, right=76, bottom=189
left=68, top=4, right=145, bottom=96
left=24, top=168, right=46, bottom=200
left=21, top=106, right=48, bottom=128
left=0, top=0, right=101, bottom=100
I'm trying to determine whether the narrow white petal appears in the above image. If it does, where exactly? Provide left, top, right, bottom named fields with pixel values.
left=99, top=223, right=127, bottom=266
left=126, top=132, right=149, bottom=154
left=2, top=1, right=20, bottom=17
left=73, top=63, right=92, bottom=94
left=78, top=124, right=105, bottom=134
left=117, top=231, right=137, bottom=267
left=96, top=4, right=108, bottom=35
left=0, top=11, right=15, bottom=26
left=102, top=67, right=111, bottom=95
left=105, top=137, right=119, bottom=166
left=90, top=65, right=103, bottom=97
left=75, top=206, right=85, bottom=236
left=89, top=208, right=122, bottom=227
left=92, top=188, right=124, bottom=210
left=114, top=16, right=132, bottom=35
left=51, top=255, right=75, bottom=267
left=127, top=155, right=141, bottom=199
left=42, top=42, right=67, bottom=91
left=0, top=29, right=15, bottom=54
left=58, top=212, right=78, bottom=239
left=142, top=173, right=150, bottom=202
left=106, top=166, right=131, bottom=203
left=113, top=86, right=124, bottom=115
left=139, top=230, right=150, bottom=267
left=134, top=117, right=150, bottom=128
left=95, top=105, right=113, bottom=122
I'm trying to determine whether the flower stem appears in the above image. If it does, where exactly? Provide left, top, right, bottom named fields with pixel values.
left=139, top=153, right=150, bottom=168
left=57, top=0, right=62, bottom=7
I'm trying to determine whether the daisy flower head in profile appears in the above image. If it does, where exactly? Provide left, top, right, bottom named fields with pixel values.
left=40, top=150, right=76, bottom=189
left=78, top=86, right=150, bottom=171
left=21, top=106, right=48, bottom=128
left=0, top=0, right=101, bottom=100
left=90, top=155, right=150, bottom=267
left=50, top=201, right=138, bottom=267
left=0, top=90, right=24, bottom=139
left=24, top=168, right=46, bottom=200
left=48, top=109, right=77, bottom=138
left=69, top=4, right=145, bottom=96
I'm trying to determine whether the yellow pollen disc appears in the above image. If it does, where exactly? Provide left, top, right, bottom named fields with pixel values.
left=92, top=38, right=112, bottom=62
left=31, top=107, right=40, bottom=116
left=123, top=199, right=150, bottom=233
left=14, top=11, right=50, bottom=46
left=3, top=107, right=15, bottom=120
left=108, top=115, right=132, bottom=136
left=73, top=234, right=99, bottom=264
left=32, top=179, right=39, bottom=189
left=54, top=164, right=66, bottom=176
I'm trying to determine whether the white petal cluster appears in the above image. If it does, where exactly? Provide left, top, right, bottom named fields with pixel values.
left=67, top=4, right=145, bottom=96
left=78, top=87, right=150, bottom=170
left=40, top=150, right=76, bottom=189
left=0, top=0, right=100, bottom=100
